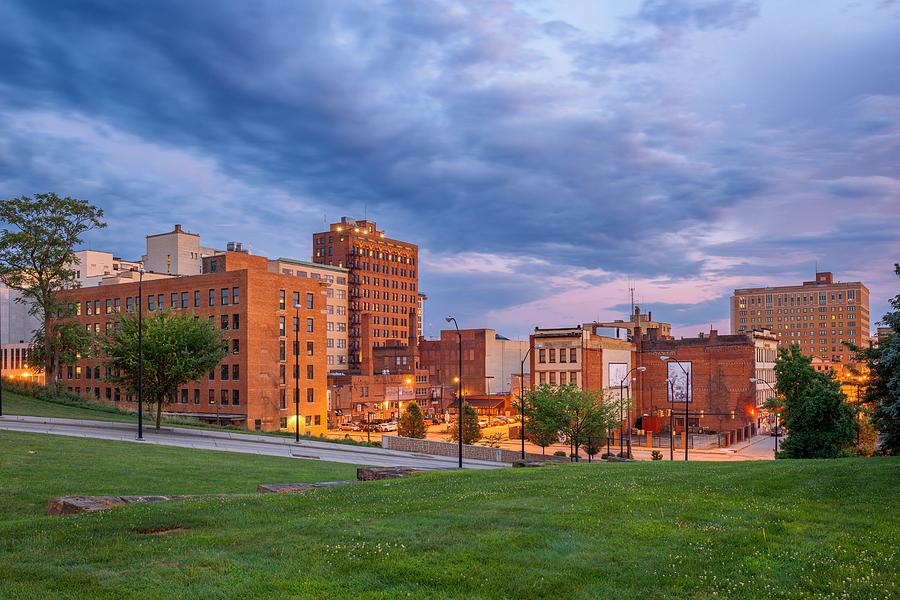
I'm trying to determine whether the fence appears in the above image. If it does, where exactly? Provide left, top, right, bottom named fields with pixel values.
left=381, top=435, right=568, bottom=463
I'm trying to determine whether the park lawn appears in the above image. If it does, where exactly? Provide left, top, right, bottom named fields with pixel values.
left=0, top=442, right=896, bottom=600
left=3, top=390, right=144, bottom=423
left=0, top=430, right=359, bottom=521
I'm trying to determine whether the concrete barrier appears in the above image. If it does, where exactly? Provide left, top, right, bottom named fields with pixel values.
left=382, top=435, right=566, bottom=463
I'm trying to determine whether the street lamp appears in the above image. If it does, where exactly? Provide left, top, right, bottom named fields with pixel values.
left=135, top=267, right=144, bottom=440
left=661, top=356, right=690, bottom=461
left=294, top=303, right=301, bottom=443
left=750, top=376, right=779, bottom=458
left=519, top=342, right=542, bottom=459
left=619, top=366, right=646, bottom=458
left=446, top=315, right=463, bottom=469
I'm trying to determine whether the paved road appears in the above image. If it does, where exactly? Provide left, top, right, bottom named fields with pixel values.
left=0, top=416, right=505, bottom=470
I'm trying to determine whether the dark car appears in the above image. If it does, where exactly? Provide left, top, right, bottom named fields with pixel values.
left=770, top=426, right=784, bottom=437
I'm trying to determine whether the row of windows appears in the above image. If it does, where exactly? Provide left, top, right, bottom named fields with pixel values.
left=279, top=415, right=321, bottom=429
left=538, top=348, right=578, bottom=364
left=64, top=386, right=241, bottom=406
left=278, top=317, right=315, bottom=336
left=737, top=289, right=858, bottom=309
left=538, top=371, right=580, bottom=386
left=278, top=290, right=316, bottom=311
left=1, top=347, right=30, bottom=370
left=278, top=268, right=346, bottom=286
left=75, top=287, right=242, bottom=316
left=278, top=387, right=317, bottom=407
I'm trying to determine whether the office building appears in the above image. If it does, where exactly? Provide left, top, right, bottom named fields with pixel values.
left=530, top=324, right=635, bottom=393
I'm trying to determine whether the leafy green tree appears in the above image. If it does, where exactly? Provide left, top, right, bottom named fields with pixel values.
left=525, top=416, right=559, bottom=455
left=28, top=317, right=95, bottom=374
left=102, top=310, right=227, bottom=430
left=848, top=264, right=900, bottom=454
left=447, top=402, right=481, bottom=444
left=0, top=193, right=106, bottom=390
left=525, top=383, right=620, bottom=461
left=398, top=401, right=427, bottom=438
left=775, top=343, right=856, bottom=458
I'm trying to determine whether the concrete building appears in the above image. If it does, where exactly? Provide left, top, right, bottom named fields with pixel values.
left=0, top=342, right=42, bottom=383
left=53, top=250, right=329, bottom=434
left=530, top=324, right=635, bottom=394
left=72, top=250, right=142, bottom=287
left=595, top=306, right=672, bottom=340
left=312, top=217, right=418, bottom=374
left=268, top=257, right=350, bottom=372
left=0, top=285, right=39, bottom=345
left=731, top=271, right=870, bottom=368
left=142, top=224, right=218, bottom=276
left=633, top=328, right=778, bottom=443
left=420, top=329, right=529, bottom=397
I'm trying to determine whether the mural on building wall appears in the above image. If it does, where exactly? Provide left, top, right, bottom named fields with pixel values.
left=608, top=362, right=628, bottom=388
left=667, top=361, right=692, bottom=403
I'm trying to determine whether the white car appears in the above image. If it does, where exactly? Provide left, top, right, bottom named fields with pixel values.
left=378, top=421, right=398, bottom=432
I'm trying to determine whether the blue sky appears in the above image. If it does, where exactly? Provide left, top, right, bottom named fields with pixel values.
left=1, top=0, right=898, bottom=339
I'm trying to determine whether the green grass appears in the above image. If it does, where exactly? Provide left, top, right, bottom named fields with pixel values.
left=0, top=431, right=896, bottom=600
left=0, top=431, right=358, bottom=521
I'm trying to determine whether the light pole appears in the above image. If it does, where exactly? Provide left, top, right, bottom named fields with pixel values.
left=294, top=303, right=301, bottom=443
left=750, top=376, right=779, bottom=457
left=367, top=411, right=375, bottom=445
left=446, top=316, right=463, bottom=469
left=619, top=366, right=646, bottom=458
left=661, top=356, right=690, bottom=461
left=519, top=342, right=542, bottom=459
left=136, top=268, right=144, bottom=440
left=666, top=379, right=675, bottom=460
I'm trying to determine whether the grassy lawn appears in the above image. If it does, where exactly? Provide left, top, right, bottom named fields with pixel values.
left=0, top=433, right=896, bottom=600
left=0, top=431, right=359, bottom=521
left=3, top=390, right=146, bottom=423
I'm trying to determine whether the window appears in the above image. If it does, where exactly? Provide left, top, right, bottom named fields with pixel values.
left=307, top=341, right=314, bottom=356
left=181, top=388, right=188, bottom=404
left=279, top=340, right=286, bottom=361
left=232, top=339, right=239, bottom=355
left=126, top=297, right=133, bottom=312
left=307, top=293, right=314, bottom=309
left=538, top=349, right=546, bottom=363
left=209, top=289, right=216, bottom=306
left=221, top=315, right=229, bottom=330
left=549, top=349, right=556, bottom=363
left=181, top=291, right=188, bottom=308
left=280, top=364, right=286, bottom=384
left=232, top=390, right=240, bottom=406
left=106, top=299, right=112, bottom=314
left=307, top=318, right=314, bottom=333
left=559, top=351, right=567, bottom=364
left=279, top=289, right=286, bottom=310
left=221, top=288, right=230, bottom=306
left=232, top=314, right=239, bottom=329
left=232, top=364, right=239, bottom=380
left=307, top=364, right=314, bottom=379
left=292, top=291, right=300, bottom=308
left=314, top=415, right=321, bottom=426
left=221, top=390, right=228, bottom=406
left=279, top=317, right=286, bottom=336
left=279, top=389, right=286, bottom=409
left=307, top=388, right=314, bottom=403
left=169, top=292, right=177, bottom=309
left=232, top=287, right=240, bottom=305
left=549, top=371, right=557, bottom=385
left=570, top=348, right=577, bottom=362
left=86, top=301, right=93, bottom=316
left=209, top=368, right=215, bottom=381
left=305, top=416, right=312, bottom=426
left=208, top=389, right=215, bottom=404
left=221, top=364, right=229, bottom=380
left=194, top=389, right=200, bottom=405
left=194, top=290, right=200, bottom=307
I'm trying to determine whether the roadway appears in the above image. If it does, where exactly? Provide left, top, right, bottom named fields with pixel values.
left=0, top=415, right=506, bottom=470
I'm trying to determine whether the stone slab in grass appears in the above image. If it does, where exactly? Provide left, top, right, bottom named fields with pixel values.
left=257, top=481, right=355, bottom=493
left=47, top=495, right=195, bottom=515
left=356, top=466, right=426, bottom=480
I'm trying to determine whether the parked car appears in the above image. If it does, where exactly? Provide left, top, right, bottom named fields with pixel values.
left=770, top=426, right=784, bottom=437
left=494, top=416, right=511, bottom=425
left=378, top=421, right=398, bottom=432
left=339, top=422, right=361, bottom=432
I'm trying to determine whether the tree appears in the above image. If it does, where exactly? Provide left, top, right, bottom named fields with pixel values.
left=0, top=193, right=106, bottom=390
left=447, top=402, right=481, bottom=445
left=102, top=310, right=227, bottom=430
left=28, top=317, right=94, bottom=375
left=525, top=383, right=620, bottom=461
left=398, top=401, right=426, bottom=438
left=525, top=417, right=559, bottom=455
left=775, top=343, right=856, bottom=458
left=848, top=264, right=900, bottom=454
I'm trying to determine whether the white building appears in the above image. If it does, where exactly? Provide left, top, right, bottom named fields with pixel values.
left=142, top=224, right=218, bottom=276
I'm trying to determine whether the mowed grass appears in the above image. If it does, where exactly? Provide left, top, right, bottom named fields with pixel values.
left=0, top=431, right=359, bottom=521
left=0, top=432, right=896, bottom=600
left=3, top=390, right=144, bottom=423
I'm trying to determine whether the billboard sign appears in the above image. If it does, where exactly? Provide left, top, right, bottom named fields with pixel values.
left=667, top=361, right=692, bottom=403
left=608, top=362, right=629, bottom=388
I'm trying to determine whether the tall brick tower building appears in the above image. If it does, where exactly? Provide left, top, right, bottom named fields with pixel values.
left=312, top=217, right=419, bottom=374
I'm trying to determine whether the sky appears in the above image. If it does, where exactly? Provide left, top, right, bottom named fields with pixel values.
left=1, top=0, right=898, bottom=339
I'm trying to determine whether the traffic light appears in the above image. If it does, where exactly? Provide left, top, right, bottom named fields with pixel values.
left=730, top=410, right=736, bottom=420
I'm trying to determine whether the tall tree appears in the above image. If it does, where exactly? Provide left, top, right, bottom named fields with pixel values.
left=447, top=402, right=481, bottom=445
left=398, top=401, right=427, bottom=438
left=775, top=343, right=856, bottom=458
left=102, top=310, right=227, bottom=429
left=0, top=193, right=106, bottom=390
left=848, top=264, right=900, bottom=454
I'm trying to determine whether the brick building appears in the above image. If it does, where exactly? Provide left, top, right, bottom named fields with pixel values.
left=731, top=271, right=869, bottom=370
left=420, top=329, right=529, bottom=397
left=633, top=328, right=778, bottom=441
left=530, top=325, right=635, bottom=394
left=312, top=217, right=418, bottom=374
left=328, top=370, right=430, bottom=424
left=595, top=306, right=672, bottom=340
left=53, top=250, right=329, bottom=434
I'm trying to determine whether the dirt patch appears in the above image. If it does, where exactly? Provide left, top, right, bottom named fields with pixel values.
left=136, top=525, right=188, bottom=535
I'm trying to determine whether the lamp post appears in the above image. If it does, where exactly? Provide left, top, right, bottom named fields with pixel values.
left=619, top=366, right=646, bottom=458
left=750, top=376, right=778, bottom=457
left=136, top=268, right=144, bottom=440
left=367, top=410, right=375, bottom=445
left=661, top=356, right=690, bottom=461
left=519, top=342, right=542, bottom=459
left=294, top=303, right=301, bottom=443
left=446, top=316, right=463, bottom=469
left=666, top=378, right=675, bottom=460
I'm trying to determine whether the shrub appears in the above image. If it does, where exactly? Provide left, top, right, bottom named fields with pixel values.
left=553, top=450, right=567, bottom=457
left=651, top=450, right=663, bottom=461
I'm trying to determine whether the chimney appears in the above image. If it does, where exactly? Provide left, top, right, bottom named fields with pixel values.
left=174, top=224, right=183, bottom=233
left=709, top=329, right=718, bottom=341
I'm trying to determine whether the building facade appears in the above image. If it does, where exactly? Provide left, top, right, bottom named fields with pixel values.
left=530, top=324, right=635, bottom=394
left=312, top=217, right=419, bottom=373
left=595, top=306, right=672, bottom=340
left=53, top=251, right=329, bottom=434
left=268, top=257, right=350, bottom=372
left=328, top=370, right=429, bottom=424
left=420, top=329, right=529, bottom=397
left=731, top=272, right=870, bottom=370
left=142, top=224, right=218, bottom=276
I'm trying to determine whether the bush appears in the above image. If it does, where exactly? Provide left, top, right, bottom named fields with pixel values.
left=398, top=402, right=427, bottom=439
left=651, top=450, right=663, bottom=461
left=553, top=450, right=567, bottom=457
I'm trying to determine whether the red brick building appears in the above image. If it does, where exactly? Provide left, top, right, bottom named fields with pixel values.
left=633, top=328, right=778, bottom=442
left=312, top=217, right=418, bottom=374
left=420, top=329, right=528, bottom=397
left=328, top=370, right=430, bottom=424
left=54, top=250, right=330, bottom=434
